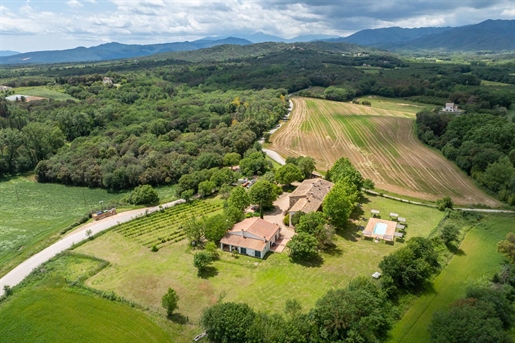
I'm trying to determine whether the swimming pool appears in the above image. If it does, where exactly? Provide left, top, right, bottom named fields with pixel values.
left=373, top=222, right=388, bottom=235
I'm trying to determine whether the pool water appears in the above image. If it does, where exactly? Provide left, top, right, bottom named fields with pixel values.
left=373, top=222, right=388, bottom=235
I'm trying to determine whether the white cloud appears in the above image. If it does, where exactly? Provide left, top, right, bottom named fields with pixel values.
left=67, top=0, right=84, bottom=8
left=1, top=0, right=513, bottom=51
left=501, top=8, right=515, bottom=16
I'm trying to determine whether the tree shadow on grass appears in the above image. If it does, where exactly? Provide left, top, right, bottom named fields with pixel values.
left=168, top=312, right=188, bottom=324
left=290, top=254, right=324, bottom=268
left=197, top=266, right=218, bottom=279
left=321, top=243, right=343, bottom=256
left=338, top=226, right=360, bottom=242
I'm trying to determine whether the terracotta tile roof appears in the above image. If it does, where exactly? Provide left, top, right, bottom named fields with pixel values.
left=231, top=217, right=280, bottom=241
left=220, top=234, right=267, bottom=251
left=289, top=178, right=333, bottom=213
left=220, top=218, right=281, bottom=251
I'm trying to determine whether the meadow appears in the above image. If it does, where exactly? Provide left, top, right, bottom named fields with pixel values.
left=389, top=213, right=515, bottom=342
left=270, top=97, right=499, bottom=206
left=0, top=253, right=176, bottom=342
left=11, top=86, right=77, bottom=101
left=0, top=176, right=124, bottom=277
left=74, top=193, right=444, bottom=338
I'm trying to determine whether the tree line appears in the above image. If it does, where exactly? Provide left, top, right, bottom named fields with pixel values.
left=417, top=110, right=515, bottom=204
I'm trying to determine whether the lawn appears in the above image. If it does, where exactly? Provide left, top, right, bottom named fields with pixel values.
left=389, top=213, right=515, bottom=342
left=0, top=176, right=125, bottom=277
left=12, top=86, right=77, bottom=101
left=0, top=253, right=175, bottom=343
left=74, top=194, right=444, bottom=341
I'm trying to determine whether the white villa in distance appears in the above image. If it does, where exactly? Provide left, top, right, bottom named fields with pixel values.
left=220, top=217, right=281, bottom=259
left=441, top=102, right=463, bottom=114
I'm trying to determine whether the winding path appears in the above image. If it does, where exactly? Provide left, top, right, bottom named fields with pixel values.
left=0, top=199, right=185, bottom=297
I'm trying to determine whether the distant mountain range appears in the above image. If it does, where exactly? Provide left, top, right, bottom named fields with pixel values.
left=210, top=32, right=339, bottom=43
left=0, top=37, right=251, bottom=65
left=0, top=50, right=20, bottom=57
left=0, top=19, right=512, bottom=65
left=332, top=19, right=514, bottom=51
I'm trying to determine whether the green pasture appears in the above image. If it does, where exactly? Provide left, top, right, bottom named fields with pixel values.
left=0, top=176, right=124, bottom=277
left=12, top=86, right=77, bottom=101
left=75, top=194, right=444, bottom=332
left=0, top=253, right=175, bottom=343
left=355, top=96, right=431, bottom=116
left=389, top=214, right=515, bottom=343
left=355, top=66, right=381, bottom=74
left=481, top=80, right=513, bottom=86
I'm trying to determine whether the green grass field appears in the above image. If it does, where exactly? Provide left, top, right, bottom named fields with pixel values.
left=0, top=253, right=175, bottom=343
left=389, top=214, right=515, bottom=342
left=74, top=194, right=444, bottom=339
left=0, top=176, right=125, bottom=277
left=355, top=66, right=382, bottom=74
left=355, top=96, right=433, bottom=115
left=480, top=80, right=513, bottom=86
left=13, top=86, right=77, bottom=101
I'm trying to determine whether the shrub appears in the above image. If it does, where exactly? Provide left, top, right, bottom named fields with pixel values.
left=436, top=196, right=453, bottom=211
left=128, top=185, right=159, bottom=205
left=283, top=213, right=290, bottom=226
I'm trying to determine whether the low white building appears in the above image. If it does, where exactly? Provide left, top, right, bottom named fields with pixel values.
left=220, top=217, right=281, bottom=259
left=441, top=102, right=463, bottom=113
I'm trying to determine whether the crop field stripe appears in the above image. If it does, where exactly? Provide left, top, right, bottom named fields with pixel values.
left=271, top=98, right=499, bottom=206
left=344, top=116, right=420, bottom=191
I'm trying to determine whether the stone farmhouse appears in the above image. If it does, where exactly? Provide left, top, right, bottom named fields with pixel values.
left=288, top=178, right=334, bottom=226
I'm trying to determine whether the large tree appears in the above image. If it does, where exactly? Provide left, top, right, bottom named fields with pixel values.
left=286, top=232, right=318, bottom=261
left=275, top=163, right=303, bottom=186
left=327, top=157, right=364, bottom=190
left=227, top=186, right=250, bottom=212
left=310, top=284, right=391, bottom=342
left=379, top=237, right=438, bottom=292
left=201, top=302, right=256, bottom=343
left=322, top=181, right=358, bottom=228
left=295, top=212, right=333, bottom=249
left=248, top=180, right=280, bottom=218
left=429, top=298, right=511, bottom=343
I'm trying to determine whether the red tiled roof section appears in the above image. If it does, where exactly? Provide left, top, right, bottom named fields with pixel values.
left=231, top=217, right=280, bottom=241
left=289, top=179, right=334, bottom=213
left=220, top=234, right=267, bottom=251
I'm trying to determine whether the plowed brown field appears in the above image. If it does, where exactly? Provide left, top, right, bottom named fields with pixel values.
left=270, top=97, right=499, bottom=206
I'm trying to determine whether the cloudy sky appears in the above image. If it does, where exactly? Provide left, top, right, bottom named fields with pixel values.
left=1, top=0, right=514, bottom=52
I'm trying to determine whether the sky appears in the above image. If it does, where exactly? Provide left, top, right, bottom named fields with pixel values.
left=1, top=0, right=514, bottom=53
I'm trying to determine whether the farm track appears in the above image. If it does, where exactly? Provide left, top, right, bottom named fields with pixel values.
left=270, top=98, right=499, bottom=206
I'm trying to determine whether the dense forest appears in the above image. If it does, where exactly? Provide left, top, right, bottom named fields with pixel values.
left=1, top=42, right=514, bottom=203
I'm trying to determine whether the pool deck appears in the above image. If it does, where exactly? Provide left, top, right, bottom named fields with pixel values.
left=362, top=218, right=397, bottom=241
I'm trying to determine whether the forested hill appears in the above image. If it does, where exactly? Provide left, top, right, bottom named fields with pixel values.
left=385, top=20, right=515, bottom=52
left=148, top=41, right=374, bottom=63
left=329, top=27, right=452, bottom=46
left=0, top=37, right=251, bottom=65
